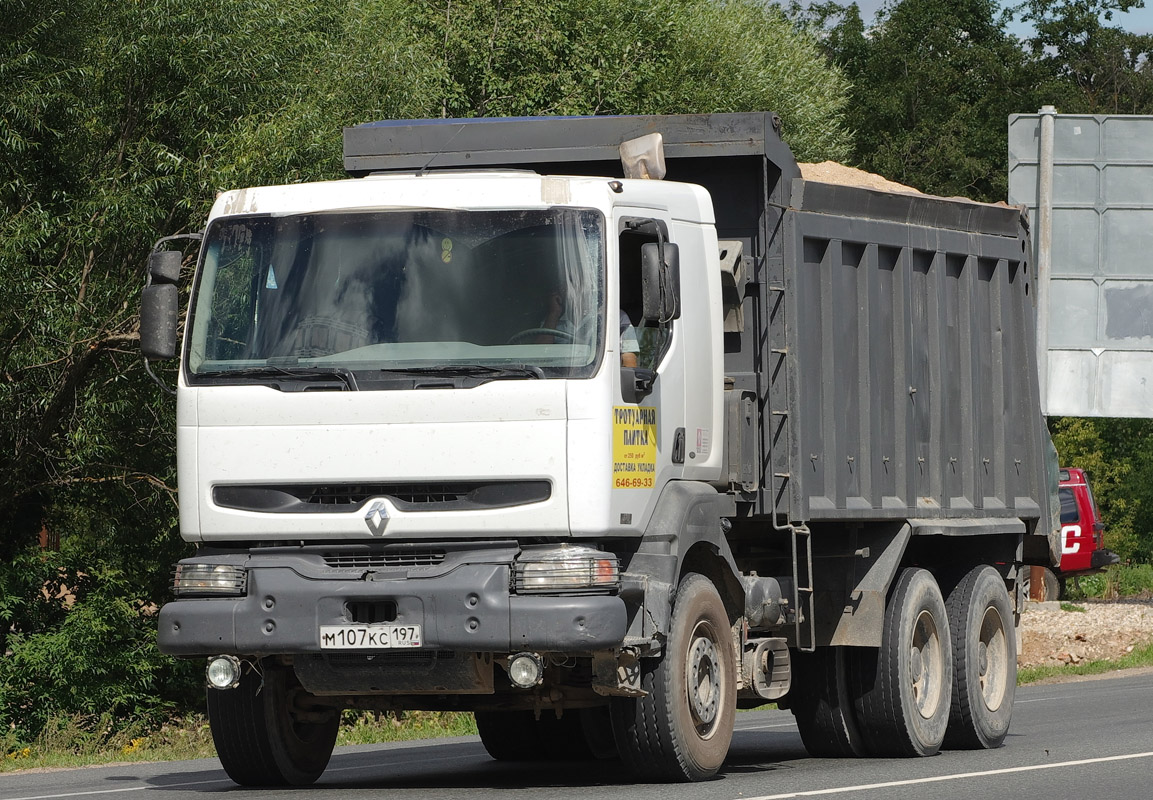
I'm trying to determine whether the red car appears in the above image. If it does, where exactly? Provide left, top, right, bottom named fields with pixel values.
left=1033, top=468, right=1120, bottom=600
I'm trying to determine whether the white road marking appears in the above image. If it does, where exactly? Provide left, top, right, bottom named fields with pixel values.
left=1, top=780, right=223, bottom=800
left=740, top=751, right=1153, bottom=800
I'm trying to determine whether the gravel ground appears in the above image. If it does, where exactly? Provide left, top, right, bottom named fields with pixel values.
left=1019, top=598, right=1153, bottom=668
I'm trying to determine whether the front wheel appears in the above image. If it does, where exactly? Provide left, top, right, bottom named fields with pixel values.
left=207, top=661, right=340, bottom=786
left=610, top=573, right=736, bottom=781
left=944, top=566, right=1016, bottom=749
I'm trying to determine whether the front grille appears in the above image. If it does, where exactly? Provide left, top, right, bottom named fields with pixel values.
left=322, top=549, right=446, bottom=569
left=305, top=483, right=475, bottom=506
left=213, top=480, right=550, bottom=513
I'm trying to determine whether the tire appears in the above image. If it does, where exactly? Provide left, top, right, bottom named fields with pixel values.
left=475, top=710, right=596, bottom=761
left=1042, top=568, right=1061, bottom=602
left=610, top=573, right=736, bottom=781
left=943, top=566, right=1016, bottom=749
left=207, top=662, right=340, bottom=786
left=789, top=647, right=867, bottom=757
left=850, top=568, right=952, bottom=757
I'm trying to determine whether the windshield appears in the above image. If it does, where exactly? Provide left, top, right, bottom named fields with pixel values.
left=186, top=208, right=604, bottom=385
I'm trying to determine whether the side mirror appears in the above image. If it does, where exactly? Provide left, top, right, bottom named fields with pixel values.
left=140, top=283, right=179, bottom=360
left=148, top=249, right=182, bottom=284
left=139, top=250, right=183, bottom=361
left=641, top=241, right=680, bottom=324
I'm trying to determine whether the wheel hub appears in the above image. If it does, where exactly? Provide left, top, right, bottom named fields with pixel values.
left=687, top=634, right=720, bottom=730
left=978, top=606, right=1008, bottom=711
left=910, top=610, right=943, bottom=720
left=910, top=647, right=924, bottom=682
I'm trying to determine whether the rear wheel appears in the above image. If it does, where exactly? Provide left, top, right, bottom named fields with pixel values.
left=788, top=647, right=866, bottom=757
left=850, top=568, right=952, bottom=757
left=207, top=662, right=339, bottom=786
left=943, top=566, right=1016, bottom=749
left=610, top=573, right=736, bottom=781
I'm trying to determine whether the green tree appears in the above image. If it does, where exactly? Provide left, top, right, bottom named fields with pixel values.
left=797, top=0, right=1049, bottom=200
left=0, top=0, right=376, bottom=740
left=1016, top=0, right=1153, bottom=113
left=411, top=0, right=851, bottom=161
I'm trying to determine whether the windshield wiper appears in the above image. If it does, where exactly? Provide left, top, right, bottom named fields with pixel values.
left=379, top=364, right=545, bottom=380
left=195, top=365, right=359, bottom=390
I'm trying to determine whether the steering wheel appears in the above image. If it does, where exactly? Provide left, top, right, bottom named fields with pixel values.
left=507, top=327, right=575, bottom=344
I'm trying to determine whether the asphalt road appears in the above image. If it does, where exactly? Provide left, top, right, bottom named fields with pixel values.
left=3, top=671, right=1151, bottom=800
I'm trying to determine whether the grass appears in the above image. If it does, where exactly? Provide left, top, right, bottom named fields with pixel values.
left=337, top=710, right=477, bottom=745
left=1017, top=639, right=1153, bottom=685
left=1066, top=563, right=1153, bottom=601
left=2, top=713, right=217, bottom=773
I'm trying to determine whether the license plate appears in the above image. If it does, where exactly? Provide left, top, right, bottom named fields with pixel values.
left=319, top=624, right=422, bottom=649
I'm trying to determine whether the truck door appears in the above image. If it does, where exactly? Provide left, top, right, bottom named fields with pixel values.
left=611, top=214, right=686, bottom=527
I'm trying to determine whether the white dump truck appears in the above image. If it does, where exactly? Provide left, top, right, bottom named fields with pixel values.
left=141, top=113, right=1058, bottom=785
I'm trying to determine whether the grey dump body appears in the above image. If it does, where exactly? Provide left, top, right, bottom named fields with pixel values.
left=347, top=112, right=1055, bottom=541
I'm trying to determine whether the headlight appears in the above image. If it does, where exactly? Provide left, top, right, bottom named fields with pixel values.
left=172, top=563, right=247, bottom=596
left=513, top=545, right=620, bottom=594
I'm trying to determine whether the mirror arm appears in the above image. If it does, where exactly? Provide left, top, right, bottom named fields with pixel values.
left=620, top=367, right=656, bottom=404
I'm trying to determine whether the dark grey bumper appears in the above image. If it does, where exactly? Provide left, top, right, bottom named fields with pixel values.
left=157, top=562, right=627, bottom=656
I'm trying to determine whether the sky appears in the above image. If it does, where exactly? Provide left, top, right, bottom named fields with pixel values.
left=844, top=0, right=1153, bottom=36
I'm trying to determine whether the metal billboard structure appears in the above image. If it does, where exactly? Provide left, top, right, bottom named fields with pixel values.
left=1009, top=109, right=1153, bottom=417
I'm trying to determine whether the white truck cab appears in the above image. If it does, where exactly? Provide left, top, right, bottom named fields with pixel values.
left=178, top=171, right=724, bottom=543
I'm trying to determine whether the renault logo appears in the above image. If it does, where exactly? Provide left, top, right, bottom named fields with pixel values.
left=363, top=500, right=390, bottom=536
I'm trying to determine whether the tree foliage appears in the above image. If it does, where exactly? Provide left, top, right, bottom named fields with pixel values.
left=1016, top=0, right=1153, bottom=112
left=794, top=0, right=1050, bottom=200
left=797, top=0, right=1153, bottom=198
left=412, top=0, right=851, bottom=160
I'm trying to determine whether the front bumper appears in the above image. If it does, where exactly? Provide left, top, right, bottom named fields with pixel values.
left=158, top=550, right=627, bottom=657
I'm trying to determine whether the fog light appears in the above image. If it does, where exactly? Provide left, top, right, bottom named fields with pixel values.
left=206, top=655, right=242, bottom=690
left=173, top=563, right=247, bottom=596
left=507, top=652, right=544, bottom=688
left=513, top=545, right=620, bottom=594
